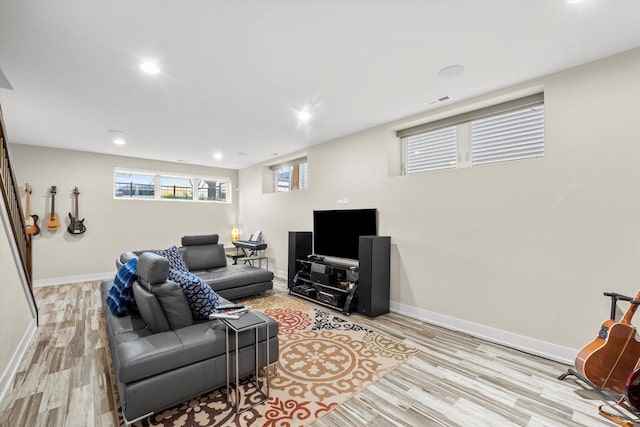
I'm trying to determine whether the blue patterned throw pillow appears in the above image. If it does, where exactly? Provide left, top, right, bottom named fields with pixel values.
left=168, top=268, right=219, bottom=320
left=107, top=258, right=138, bottom=316
left=160, top=245, right=188, bottom=271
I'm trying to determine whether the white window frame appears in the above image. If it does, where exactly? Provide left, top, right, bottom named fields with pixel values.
left=114, top=168, right=232, bottom=203
left=399, top=93, right=545, bottom=175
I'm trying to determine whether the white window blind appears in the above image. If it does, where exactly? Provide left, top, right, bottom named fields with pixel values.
left=405, top=126, right=457, bottom=173
left=300, top=162, right=308, bottom=189
left=471, top=105, right=544, bottom=165
left=398, top=93, right=544, bottom=174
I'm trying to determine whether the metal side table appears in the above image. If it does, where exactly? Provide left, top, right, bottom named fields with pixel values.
left=223, top=312, right=270, bottom=413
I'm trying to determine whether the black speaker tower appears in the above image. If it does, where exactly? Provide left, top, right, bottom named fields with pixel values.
left=288, top=231, right=312, bottom=288
left=357, top=236, right=390, bottom=317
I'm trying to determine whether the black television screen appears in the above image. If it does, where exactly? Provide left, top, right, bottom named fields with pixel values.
left=313, top=209, right=377, bottom=260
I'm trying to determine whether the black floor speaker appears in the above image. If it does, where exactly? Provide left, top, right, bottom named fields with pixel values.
left=288, top=231, right=312, bottom=288
left=357, top=236, right=390, bottom=317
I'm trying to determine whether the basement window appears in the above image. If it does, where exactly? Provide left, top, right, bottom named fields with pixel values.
left=114, top=172, right=155, bottom=198
left=160, top=176, right=193, bottom=200
left=272, top=158, right=308, bottom=192
left=114, top=169, right=231, bottom=203
left=399, top=93, right=545, bottom=174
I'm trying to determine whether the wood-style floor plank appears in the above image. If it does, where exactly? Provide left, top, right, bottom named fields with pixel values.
left=0, top=279, right=637, bottom=426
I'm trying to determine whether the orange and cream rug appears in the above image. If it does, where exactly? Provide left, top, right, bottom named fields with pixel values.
left=132, top=294, right=418, bottom=427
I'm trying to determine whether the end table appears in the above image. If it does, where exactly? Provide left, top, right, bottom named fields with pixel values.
left=223, top=312, right=270, bottom=413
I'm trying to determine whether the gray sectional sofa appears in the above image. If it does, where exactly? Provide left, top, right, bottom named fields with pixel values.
left=103, top=238, right=279, bottom=424
left=117, top=234, right=274, bottom=299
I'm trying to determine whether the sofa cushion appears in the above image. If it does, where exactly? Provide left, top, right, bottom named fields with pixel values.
left=133, top=282, right=171, bottom=333
left=150, top=281, right=194, bottom=330
left=168, top=269, right=220, bottom=320
left=181, top=234, right=219, bottom=246
left=181, top=244, right=227, bottom=271
left=196, top=265, right=274, bottom=292
left=115, top=322, right=224, bottom=384
left=160, top=245, right=188, bottom=272
left=106, top=258, right=138, bottom=316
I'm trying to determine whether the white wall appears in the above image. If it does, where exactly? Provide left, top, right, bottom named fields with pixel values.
left=239, top=48, right=640, bottom=360
left=0, top=202, right=35, bottom=395
left=10, top=145, right=239, bottom=283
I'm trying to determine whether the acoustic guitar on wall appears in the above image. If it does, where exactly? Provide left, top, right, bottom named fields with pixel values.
left=575, top=288, right=640, bottom=395
left=24, top=183, right=40, bottom=236
left=67, top=187, right=86, bottom=235
left=45, top=185, right=60, bottom=231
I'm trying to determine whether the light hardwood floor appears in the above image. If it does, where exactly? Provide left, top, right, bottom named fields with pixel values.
left=0, top=280, right=636, bottom=426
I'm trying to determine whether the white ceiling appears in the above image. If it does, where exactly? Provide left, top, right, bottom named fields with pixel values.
left=1, top=0, right=639, bottom=170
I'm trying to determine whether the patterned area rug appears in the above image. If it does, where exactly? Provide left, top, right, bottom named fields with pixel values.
left=131, top=294, right=418, bottom=427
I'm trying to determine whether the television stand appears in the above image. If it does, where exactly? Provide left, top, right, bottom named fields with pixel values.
left=288, top=233, right=391, bottom=317
left=290, top=259, right=359, bottom=316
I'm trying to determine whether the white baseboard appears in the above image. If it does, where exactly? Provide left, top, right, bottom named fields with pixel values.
left=390, top=300, right=576, bottom=365
left=0, top=318, right=37, bottom=402
left=33, top=271, right=114, bottom=287
left=274, top=269, right=287, bottom=280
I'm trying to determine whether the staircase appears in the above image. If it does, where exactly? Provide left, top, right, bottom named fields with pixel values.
left=0, top=103, right=38, bottom=322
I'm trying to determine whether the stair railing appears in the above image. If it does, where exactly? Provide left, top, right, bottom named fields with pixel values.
left=0, top=103, right=37, bottom=321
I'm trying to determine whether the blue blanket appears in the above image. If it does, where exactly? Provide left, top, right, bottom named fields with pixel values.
left=106, top=258, right=138, bottom=317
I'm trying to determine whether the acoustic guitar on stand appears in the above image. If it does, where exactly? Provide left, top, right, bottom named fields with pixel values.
left=24, top=183, right=40, bottom=236
left=67, top=187, right=86, bottom=235
left=45, top=185, right=60, bottom=231
left=575, top=289, right=640, bottom=395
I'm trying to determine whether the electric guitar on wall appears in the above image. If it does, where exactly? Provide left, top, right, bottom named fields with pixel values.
left=67, top=187, right=86, bottom=235
left=45, top=186, right=60, bottom=231
left=575, top=289, right=640, bottom=395
left=24, top=183, right=40, bottom=236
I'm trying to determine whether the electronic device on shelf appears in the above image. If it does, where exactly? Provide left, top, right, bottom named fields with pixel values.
left=292, top=284, right=316, bottom=297
left=316, top=290, right=346, bottom=307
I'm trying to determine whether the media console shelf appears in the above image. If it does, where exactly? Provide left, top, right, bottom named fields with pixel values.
left=290, top=259, right=359, bottom=315
left=288, top=232, right=391, bottom=317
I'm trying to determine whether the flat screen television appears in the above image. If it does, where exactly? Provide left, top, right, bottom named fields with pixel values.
left=313, top=209, right=377, bottom=261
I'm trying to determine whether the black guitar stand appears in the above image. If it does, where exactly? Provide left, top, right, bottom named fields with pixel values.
left=558, top=292, right=640, bottom=402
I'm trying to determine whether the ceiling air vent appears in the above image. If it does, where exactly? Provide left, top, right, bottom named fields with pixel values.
left=425, top=95, right=451, bottom=105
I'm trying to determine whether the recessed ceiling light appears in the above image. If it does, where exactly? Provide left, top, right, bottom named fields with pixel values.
left=237, top=152, right=249, bottom=156
left=107, top=129, right=126, bottom=145
left=297, top=110, right=312, bottom=124
left=438, top=65, right=465, bottom=79
left=213, top=152, right=223, bottom=161
left=140, top=61, right=160, bottom=74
